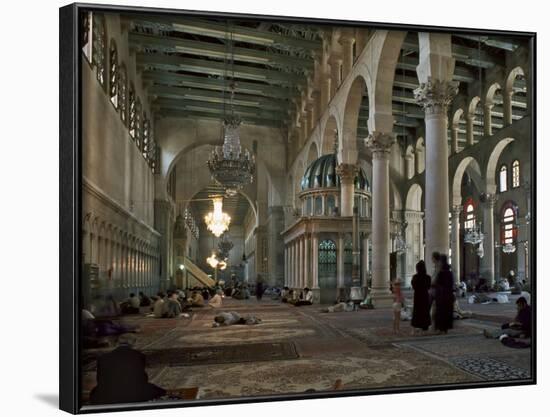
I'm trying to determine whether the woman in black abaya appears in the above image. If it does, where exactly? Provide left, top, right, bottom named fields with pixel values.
left=411, top=260, right=431, bottom=332
left=433, top=255, right=455, bottom=334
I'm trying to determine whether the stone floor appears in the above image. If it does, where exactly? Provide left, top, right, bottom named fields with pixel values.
left=82, top=295, right=532, bottom=405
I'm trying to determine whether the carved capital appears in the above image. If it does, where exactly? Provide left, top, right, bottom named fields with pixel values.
left=335, top=163, right=358, bottom=181
left=452, top=204, right=462, bottom=217
left=414, top=78, right=459, bottom=115
left=480, top=192, right=497, bottom=208
left=365, top=132, right=395, bottom=159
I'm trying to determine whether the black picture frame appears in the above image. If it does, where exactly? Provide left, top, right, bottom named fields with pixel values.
left=60, top=2, right=537, bottom=414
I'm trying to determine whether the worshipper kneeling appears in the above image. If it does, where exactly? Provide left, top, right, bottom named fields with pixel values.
left=162, top=291, right=183, bottom=318
left=484, top=296, right=532, bottom=340
left=151, top=292, right=165, bottom=318
left=208, top=289, right=224, bottom=308
left=212, top=311, right=262, bottom=327
left=280, top=286, right=289, bottom=302
left=293, top=287, right=313, bottom=306
left=139, top=292, right=151, bottom=307
left=90, top=334, right=166, bottom=405
left=188, top=290, right=205, bottom=307
left=120, top=293, right=141, bottom=314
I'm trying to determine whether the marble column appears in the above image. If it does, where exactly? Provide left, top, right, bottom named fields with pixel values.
left=451, top=126, right=459, bottom=154
left=362, top=235, right=370, bottom=291
left=365, top=132, right=394, bottom=304
left=337, top=234, right=345, bottom=293
left=481, top=193, right=497, bottom=288
left=414, top=79, right=458, bottom=272
left=321, top=77, right=331, bottom=108
left=284, top=246, right=289, bottom=287
left=304, top=234, right=310, bottom=288
left=451, top=205, right=462, bottom=284
left=299, top=236, right=305, bottom=288
left=292, top=241, right=298, bottom=289
left=484, top=103, right=493, bottom=136
left=340, top=36, right=355, bottom=79
left=336, top=163, right=358, bottom=217
left=466, top=114, right=475, bottom=146
left=503, top=91, right=513, bottom=126
left=311, top=234, right=319, bottom=289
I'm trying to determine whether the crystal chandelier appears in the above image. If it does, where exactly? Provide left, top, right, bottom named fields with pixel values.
left=204, top=197, right=231, bottom=237
left=502, top=242, right=517, bottom=254
left=217, top=234, right=234, bottom=259
left=207, top=112, right=255, bottom=196
left=207, top=25, right=255, bottom=196
left=206, top=253, right=227, bottom=270
left=464, top=222, right=484, bottom=245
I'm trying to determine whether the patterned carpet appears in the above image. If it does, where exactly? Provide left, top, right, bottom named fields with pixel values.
left=81, top=298, right=533, bottom=404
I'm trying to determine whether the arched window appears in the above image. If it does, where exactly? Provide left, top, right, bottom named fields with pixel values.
left=118, top=65, right=127, bottom=125
left=109, top=40, right=118, bottom=108
left=512, top=160, right=520, bottom=188
left=135, top=99, right=142, bottom=147
left=501, top=202, right=518, bottom=245
left=314, top=196, right=323, bottom=216
left=464, top=198, right=475, bottom=229
left=81, top=11, right=93, bottom=63
left=128, top=84, right=136, bottom=138
left=499, top=164, right=508, bottom=192
left=319, top=240, right=336, bottom=264
left=326, top=195, right=336, bottom=216
left=92, top=14, right=106, bottom=88
left=142, top=116, right=150, bottom=159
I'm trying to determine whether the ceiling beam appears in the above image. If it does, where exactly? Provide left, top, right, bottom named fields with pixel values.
left=129, top=32, right=314, bottom=70
left=149, top=84, right=288, bottom=110
left=452, top=34, right=520, bottom=52
left=130, top=15, right=322, bottom=52
left=136, top=52, right=307, bottom=85
left=160, top=109, right=284, bottom=127
left=143, top=70, right=297, bottom=98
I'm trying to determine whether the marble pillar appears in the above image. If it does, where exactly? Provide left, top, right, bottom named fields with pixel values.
left=414, top=79, right=458, bottom=272
left=484, top=104, right=493, bottom=136
left=340, top=36, right=355, bottom=79
left=481, top=193, right=497, bottom=288
left=336, top=163, right=358, bottom=217
left=337, top=234, right=345, bottom=295
left=304, top=234, right=310, bottom=288
left=365, top=132, right=394, bottom=305
left=466, top=115, right=475, bottom=146
left=503, top=91, right=513, bottom=126
left=362, top=235, right=370, bottom=292
left=451, top=126, right=459, bottom=154
left=451, top=205, right=462, bottom=284
left=311, top=233, right=320, bottom=303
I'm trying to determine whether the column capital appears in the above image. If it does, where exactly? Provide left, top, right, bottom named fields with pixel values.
left=365, top=132, right=395, bottom=159
left=414, top=78, right=459, bottom=115
left=480, top=192, right=497, bottom=208
left=451, top=204, right=462, bottom=217
left=335, top=163, right=358, bottom=181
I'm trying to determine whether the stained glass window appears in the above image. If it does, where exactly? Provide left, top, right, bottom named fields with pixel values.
left=118, top=65, right=127, bottom=125
left=501, top=203, right=517, bottom=245
left=129, top=85, right=136, bottom=138
left=464, top=199, right=475, bottom=230
left=512, top=160, right=520, bottom=188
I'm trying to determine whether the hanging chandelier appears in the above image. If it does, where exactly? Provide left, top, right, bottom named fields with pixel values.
left=217, top=234, right=234, bottom=259
left=502, top=242, right=517, bottom=254
left=207, top=25, right=255, bottom=196
left=464, top=222, right=485, bottom=245
left=206, top=252, right=227, bottom=270
left=204, top=197, right=231, bottom=237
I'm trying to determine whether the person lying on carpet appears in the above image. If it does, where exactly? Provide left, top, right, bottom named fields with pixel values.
left=89, top=334, right=166, bottom=405
left=212, top=311, right=262, bottom=327
left=82, top=309, right=140, bottom=348
left=483, top=296, right=531, bottom=339
left=320, top=301, right=355, bottom=313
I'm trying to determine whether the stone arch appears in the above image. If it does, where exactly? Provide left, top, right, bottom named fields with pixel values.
left=320, top=114, right=339, bottom=155
left=505, top=66, right=527, bottom=122
left=415, top=137, right=425, bottom=174
left=306, top=141, right=319, bottom=166
left=404, top=145, right=415, bottom=180
left=451, top=156, right=482, bottom=205
left=451, top=109, right=466, bottom=153
left=405, top=183, right=423, bottom=211
left=486, top=137, right=515, bottom=194
left=468, top=96, right=483, bottom=143
left=485, top=82, right=503, bottom=136
left=390, top=180, right=402, bottom=211
left=339, top=74, right=368, bottom=164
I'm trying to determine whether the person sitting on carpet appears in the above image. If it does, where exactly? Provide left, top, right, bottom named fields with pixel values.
left=280, top=286, right=289, bottom=302
left=139, top=292, right=151, bottom=307
left=484, top=296, right=532, bottom=339
left=90, top=334, right=166, bottom=405
left=212, top=311, right=262, bottom=327
left=120, top=293, right=140, bottom=314
left=188, top=290, right=205, bottom=307
left=162, top=291, right=182, bottom=318
left=208, top=289, right=224, bottom=308
left=152, top=292, right=165, bottom=318
left=293, top=287, right=313, bottom=306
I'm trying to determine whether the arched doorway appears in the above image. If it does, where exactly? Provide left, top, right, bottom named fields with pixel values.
left=318, top=239, right=337, bottom=304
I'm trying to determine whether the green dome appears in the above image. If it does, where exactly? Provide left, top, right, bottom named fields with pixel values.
left=301, top=154, right=369, bottom=191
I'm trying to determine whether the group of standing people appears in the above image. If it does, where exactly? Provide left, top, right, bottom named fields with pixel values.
left=410, top=252, right=455, bottom=334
